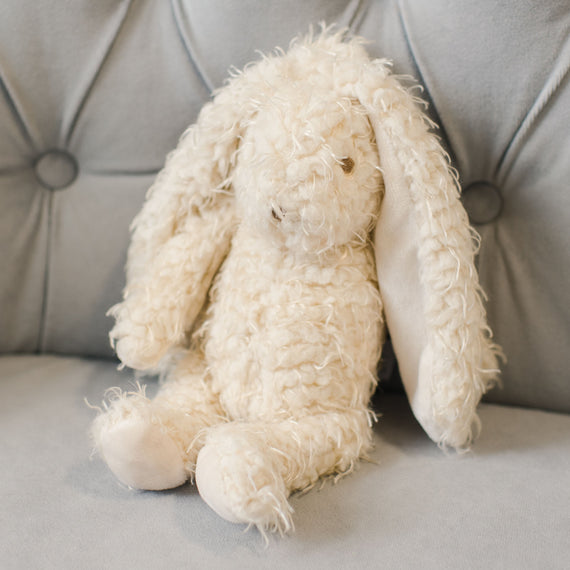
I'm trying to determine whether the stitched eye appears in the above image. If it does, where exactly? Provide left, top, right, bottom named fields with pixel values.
left=271, top=206, right=286, bottom=222
left=339, top=157, right=355, bottom=174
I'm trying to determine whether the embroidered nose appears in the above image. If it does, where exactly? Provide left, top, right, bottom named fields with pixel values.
left=339, top=157, right=354, bottom=174
left=271, top=206, right=286, bottom=222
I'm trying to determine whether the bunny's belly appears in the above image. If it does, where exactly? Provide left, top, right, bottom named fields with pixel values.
left=204, top=228, right=384, bottom=421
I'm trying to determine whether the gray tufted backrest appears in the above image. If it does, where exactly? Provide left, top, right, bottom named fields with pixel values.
left=1, top=0, right=569, bottom=414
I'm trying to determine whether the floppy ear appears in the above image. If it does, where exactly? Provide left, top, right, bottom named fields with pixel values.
left=125, top=70, right=261, bottom=285
left=354, top=60, right=501, bottom=449
left=109, top=64, right=271, bottom=371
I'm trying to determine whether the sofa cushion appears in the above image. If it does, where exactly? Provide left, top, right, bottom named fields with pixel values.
left=1, top=355, right=569, bottom=568
left=0, top=0, right=569, bottom=414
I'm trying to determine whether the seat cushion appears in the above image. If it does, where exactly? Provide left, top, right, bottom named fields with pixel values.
left=1, top=355, right=568, bottom=568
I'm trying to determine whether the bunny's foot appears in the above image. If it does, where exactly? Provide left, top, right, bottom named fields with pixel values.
left=91, top=388, right=188, bottom=490
left=195, top=424, right=293, bottom=535
left=92, top=351, right=227, bottom=490
left=195, top=410, right=373, bottom=534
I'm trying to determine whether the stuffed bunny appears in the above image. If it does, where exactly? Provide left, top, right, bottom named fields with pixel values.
left=91, top=30, right=500, bottom=534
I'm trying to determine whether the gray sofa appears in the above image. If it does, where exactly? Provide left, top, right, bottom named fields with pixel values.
left=1, top=1, right=569, bottom=568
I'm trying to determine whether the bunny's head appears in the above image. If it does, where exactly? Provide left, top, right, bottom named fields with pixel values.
left=234, top=87, right=382, bottom=253
left=140, top=29, right=500, bottom=449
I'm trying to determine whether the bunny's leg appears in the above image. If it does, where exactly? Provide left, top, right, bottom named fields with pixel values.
left=195, top=408, right=373, bottom=534
left=92, top=351, right=225, bottom=490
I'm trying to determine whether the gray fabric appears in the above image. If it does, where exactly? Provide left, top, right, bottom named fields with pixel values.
left=1, top=355, right=569, bottom=569
left=0, top=2, right=569, bottom=404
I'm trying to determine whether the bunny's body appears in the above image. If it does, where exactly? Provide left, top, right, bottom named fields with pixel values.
left=206, top=225, right=382, bottom=423
left=92, top=31, right=500, bottom=535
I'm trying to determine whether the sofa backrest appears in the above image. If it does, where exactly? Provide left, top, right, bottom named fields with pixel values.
left=1, top=0, right=568, bottom=414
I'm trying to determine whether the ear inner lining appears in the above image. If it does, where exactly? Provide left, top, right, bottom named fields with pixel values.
left=373, top=131, right=428, bottom=423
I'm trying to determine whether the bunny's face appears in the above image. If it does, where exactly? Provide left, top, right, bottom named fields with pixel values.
left=233, top=89, right=383, bottom=254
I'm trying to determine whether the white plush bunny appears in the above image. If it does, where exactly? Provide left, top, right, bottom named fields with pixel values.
left=92, top=30, right=500, bottom=534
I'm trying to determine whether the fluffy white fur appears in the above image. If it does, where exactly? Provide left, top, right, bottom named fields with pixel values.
left=91, top=30, right=500, bottom=535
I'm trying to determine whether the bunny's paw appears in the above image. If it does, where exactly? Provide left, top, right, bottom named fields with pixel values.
left=92, top=391, right=187, bottom=490
left=195, top=426, right=293, bottom=535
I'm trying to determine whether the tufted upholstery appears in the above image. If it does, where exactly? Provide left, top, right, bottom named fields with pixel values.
left=1, top=1, right=569, bottom=567
left=1, top=0, right=569, bottom=413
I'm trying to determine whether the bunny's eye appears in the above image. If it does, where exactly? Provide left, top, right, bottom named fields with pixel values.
left=271, top=206, right=286, bottom=222
left=339, top=157, right=355, bottom=174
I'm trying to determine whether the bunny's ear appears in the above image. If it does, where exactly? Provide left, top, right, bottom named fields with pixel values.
left=125, top=66, right=266, bottom=284
left=110, top=59, right=278, bottom=370
left=354, top=62, right=501, bottom=449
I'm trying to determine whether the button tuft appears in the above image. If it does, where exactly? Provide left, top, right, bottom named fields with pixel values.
left=461, top=181, right=503, bottom=225
left=34, top=150, right=78, bottom=190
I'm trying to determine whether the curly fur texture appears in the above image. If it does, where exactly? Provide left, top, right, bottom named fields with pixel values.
left=91, top=29, right=500, bottom=534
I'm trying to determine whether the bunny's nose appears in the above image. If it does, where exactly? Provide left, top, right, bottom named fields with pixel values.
left=271, top=206, right=286, bottom=222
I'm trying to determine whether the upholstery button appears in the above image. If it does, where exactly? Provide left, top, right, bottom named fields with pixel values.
left=34, top=150, right=78, bottom=190
left=461, top=181, right=503, bottom=224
